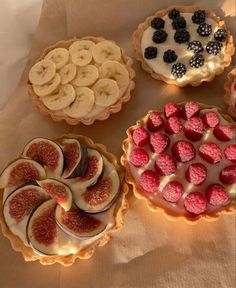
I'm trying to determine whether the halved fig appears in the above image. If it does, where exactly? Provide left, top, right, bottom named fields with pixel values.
left=0, top=159, right=46, bottom=189
left=55, top=204, right=107, bottom=239
left=37, top=179, right=72, bottom=211
left=22, top=138, right=64, bottom=176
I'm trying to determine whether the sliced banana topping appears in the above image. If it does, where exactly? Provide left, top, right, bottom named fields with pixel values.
left=72, top=65, right=99, bottom=87
left=33, top=73, right=61, bottom=97
left=59, top=63, right=77, bottom=84
left=92, top=41, right=121, bottom=64
left=29, top=59, right=56, bottom=85
left=45, top=48, right=69, bottom=69
left=69, top=40, right=95, bottom=66
left=69, top=40, right=95, bottom=55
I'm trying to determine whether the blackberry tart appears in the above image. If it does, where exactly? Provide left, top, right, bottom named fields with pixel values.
left=224, top=67, right=236, bottom=119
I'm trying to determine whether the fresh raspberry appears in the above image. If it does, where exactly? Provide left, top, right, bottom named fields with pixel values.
left=139, top=170, right=160, bottom=193
left=206, top=184, right=229, bottom=206
left=213, top=125, right=234, bottom=141
left=219, top=165, right=236, bottom=184
left=186, top=163, right=207, bottom=185
left=224, top=144, right=236, bottom=163
left=164, top=102, right=180, bottom=118
left=150, top=132, right=169, bottom=153
left=182, top=101, right=200, bottom=119
left=184, top=117, right=205, bottom=141
left=199, top=143, right=222, bottom=164
left=201, top=111, right=219, bottom=128
left=162, top=181, right=183, bottom=202
left=129, top=148, right=149, bottom=167
left=155, top=154, right=176, bottom=176
left=184, top=192, right=207, bottom=215
left=147, top=112, right=164, bottom=131
left=165, top=116, right=182, bottom=134
left=132, top=127, right=150, bottom=146
left=172, top=140, right=196, bottom=162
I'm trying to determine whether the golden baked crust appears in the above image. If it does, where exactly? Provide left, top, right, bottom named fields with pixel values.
left=224, top=68, right=236, bottom=119
left=0, top=134, right=129, bottom=266
left=28, top=36, right=135, bottom=125
left=132, top=5, right=235, bottom=87
left=121, top=103, right=236, bottom=224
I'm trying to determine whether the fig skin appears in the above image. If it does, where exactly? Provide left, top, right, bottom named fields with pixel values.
left=67, top=143, right=88, bottom=179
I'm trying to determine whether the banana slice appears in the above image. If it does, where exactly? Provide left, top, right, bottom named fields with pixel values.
left=59, top=63, right=77, bottom=84
left=72, top=65, right=99, bottom=87
left=41, top=84, right=75, bottom=111
left=99, top=60, right=129, bottom=96
left=33, top=73, right=61, bottom=97
left=92, top=79, right=119, bottom=107
left=45, top=48, right=69, bottom=69
left=69, top=40, right=95, bottom=66
left=64, top=87, right=95, bottom=118
left=92, top=41, right=121, bottom=64
left=29, top=59, right=56, bottom=85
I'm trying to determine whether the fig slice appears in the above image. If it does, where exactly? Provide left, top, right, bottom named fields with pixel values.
left=22, top=138, right=64, bottom=176
left=37, top=179, right=72, bottom=211
left=0, top=159, right=46, bottom=189
left=55, top=204, right=107, bottom=239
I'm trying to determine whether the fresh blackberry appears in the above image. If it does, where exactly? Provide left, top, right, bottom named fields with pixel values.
left=171, top=63, right=187, bottom=79
left=206, top=41, right=222, bottom=55
left=168, top=8, right=180, bottom=19
left=187, top=41, right=203, bottom=53
left=172, top=16, right=186, bottom=30
left=152, top=30, right=168, bottom=43
left=197, top=23, right=212, bottom=36
left=144, top=46, right=158, bottom=59
left=151, top=17, right=165, bottom=29
left=174, top=29, right=190, bottom=43
left=192, top=10, right=205, bottom=24
left=189, top=54, right=204, bottom=68
left=214, top=28, right=228, bottom=42
left=163, top=50, right=177, bottom=63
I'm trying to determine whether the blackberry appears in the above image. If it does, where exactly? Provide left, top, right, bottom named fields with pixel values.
left=206, top=41, right=222, bottom=55
left=171, top=63, right=187, bottom=79
left=163, top=50, right=177, bottom=63
left=192, top=10, right=205, bottom=24
left=187, top=41, right=203, bottom=53
left=168, top=8, right=180, bottom=19
left=151, top=17, right=165, bottom=29
left=152, top=30, right=168, bottom=43
left=144, top=46, right=158, bottom=59
left=214, top=28, right=228, bottom=42
left=172, top=16, right=186, bottom=30
left=174, top=29, right=190, bottom=43
left=189, top=54, right=204, bottom=68
left=197, top=23, right=212, bottom=36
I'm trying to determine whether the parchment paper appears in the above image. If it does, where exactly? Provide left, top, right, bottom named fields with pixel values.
left=0, top=0, right=235, bottom=287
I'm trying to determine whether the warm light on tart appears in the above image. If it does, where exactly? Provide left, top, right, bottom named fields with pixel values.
left=224, top=67, right=236, bottom=119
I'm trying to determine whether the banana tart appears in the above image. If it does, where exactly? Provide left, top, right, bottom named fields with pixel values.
left=28, top=37, right=135, bottom=125
left=0, top=135, right=128, bottom=266
left=224, top=67, right=236, bottom=119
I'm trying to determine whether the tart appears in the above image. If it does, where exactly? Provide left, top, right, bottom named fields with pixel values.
left=133, top=6, right=235, bottom=87
left=28, top=37, right=135, bottom=125
left=121, top=101, right=236, bottom=223
left=224, top=67, right=236, bottom=119
left=0, top=134, right=128, bottom=266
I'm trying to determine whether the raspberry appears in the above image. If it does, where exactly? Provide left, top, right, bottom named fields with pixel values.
left=130, top=148, right=149, bottom=167
left=139, top=170, right=160, bottom=193
left=184, top=192, right=207, bottom=215
left=162, top=181, right=183, bottom=203
left=219, top=165, right=236, bottom=184
left=224, top=145, right=236, bottom=163
left=199, top=143, right=222, bottom=164
left=165, top=116, right=182, bottom=135
left=132, top=127, right=150, bottom=147
left=155, top=154, right=176, bottom=176
left=206, top=184, right=229, bottom=206
left=183, top=117, right=204, bottom=141
left=186, top=163, right=207, bottom=185
left=213, top=125, right=234, bottom=141
left=147, top=112, right=164, bottom=131
left=201, top=111, right=219, bottom=128
left=150, top=132, right=169, bottom=153
left=182, top=101, right=200, bottom=119
left=164, top=102, right=180, bottom=118
left=172, top=140, right=196, bottom=163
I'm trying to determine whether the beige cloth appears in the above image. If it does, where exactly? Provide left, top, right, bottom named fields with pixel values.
left=0, top=0, right=235, bottom=287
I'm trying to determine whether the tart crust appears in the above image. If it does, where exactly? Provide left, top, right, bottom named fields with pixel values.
left=0, top=134, right=129, bottom=266
left=132, top=5, right=235, bottom=87
left=224, top=68, right=236, bottom=119
left=28, top=36, right=135, bottom=125
left=121, top=103, right=236, bottom=224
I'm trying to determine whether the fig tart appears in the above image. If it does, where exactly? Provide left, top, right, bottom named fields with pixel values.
left=224, top=67, right=236, bottom=119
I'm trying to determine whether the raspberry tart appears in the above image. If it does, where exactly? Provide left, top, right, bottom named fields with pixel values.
left=28, top=37, right=135, bottom=125
left=0, top=135, right=128, bottom=266
left=133, top=6, right=234, bottom=87
left=224, top=67, right=236, bottom=119
left=121, top=101, right=236, bottom=223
